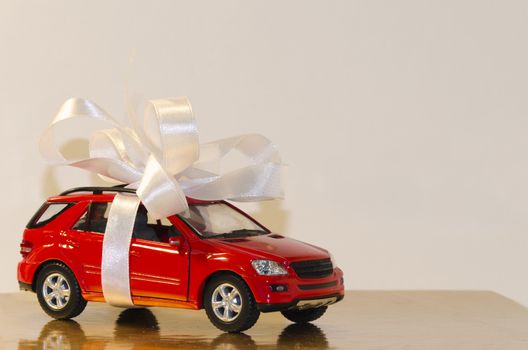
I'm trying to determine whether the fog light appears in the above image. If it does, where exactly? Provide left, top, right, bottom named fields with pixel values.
left=270, top=284, right=288, bottom=292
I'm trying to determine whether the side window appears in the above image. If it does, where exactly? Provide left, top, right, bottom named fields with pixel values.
left=71, top=203, right=182, bottom=241
left=72, top=212, right=88, bottom=231
left=30, top=203, right=71, bottom=228
left=132, top=207, right=182, bottom=242
left=89, top=202, right=111, bottom=233
left=162, top=217, right=183, bottom=237
left=132, top=207, right=160, bottom=242
left=72, top=202, right=111, bottom=234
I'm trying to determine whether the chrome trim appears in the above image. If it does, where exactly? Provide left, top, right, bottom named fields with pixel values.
left=296, top=296, right=337, bottom=310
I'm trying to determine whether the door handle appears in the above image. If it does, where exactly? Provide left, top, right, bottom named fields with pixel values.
left=130, top=250, right=140, bottom=257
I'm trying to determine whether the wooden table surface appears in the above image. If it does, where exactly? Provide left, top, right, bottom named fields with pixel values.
left=1, top=291, right=527, bottom=349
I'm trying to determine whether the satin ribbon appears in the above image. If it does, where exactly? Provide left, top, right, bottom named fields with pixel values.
left=40, top=97, right=284, bottom=306
left=101, top=193, right=140, bottom=306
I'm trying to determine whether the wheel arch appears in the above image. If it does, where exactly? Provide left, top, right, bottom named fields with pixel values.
left=32, top=259, right=78, bottom=292
left=198, top=269, right=252, bottom=309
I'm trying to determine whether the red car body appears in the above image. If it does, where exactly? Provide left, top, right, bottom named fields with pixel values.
left=18, top=190, right=344, bottom=313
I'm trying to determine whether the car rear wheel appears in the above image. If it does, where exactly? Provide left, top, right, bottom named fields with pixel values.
left=204, top=274, right=260, bottom=333
left=281, top=306, right=328, bottom=323
left=36, top=262, right=87, bottom=319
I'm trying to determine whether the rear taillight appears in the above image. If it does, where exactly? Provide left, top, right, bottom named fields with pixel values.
left=20, top=240, right=33, bottom=258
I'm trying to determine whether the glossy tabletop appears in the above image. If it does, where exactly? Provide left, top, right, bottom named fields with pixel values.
left=1, top=291, right=528, bottom=349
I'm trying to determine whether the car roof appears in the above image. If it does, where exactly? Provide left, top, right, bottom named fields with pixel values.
left=47, top=192, right=220, bottom=206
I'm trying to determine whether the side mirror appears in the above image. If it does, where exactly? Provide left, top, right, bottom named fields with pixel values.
left=169, top=236, right=183, bottom=248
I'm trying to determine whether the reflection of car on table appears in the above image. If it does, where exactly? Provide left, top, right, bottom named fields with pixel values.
left=18, top=186, right=344, bottom=332
left=18, top=308, right=330, bottom=350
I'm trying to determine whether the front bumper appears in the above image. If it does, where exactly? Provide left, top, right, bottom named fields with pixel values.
left=246, top=267, right=345, bottom=312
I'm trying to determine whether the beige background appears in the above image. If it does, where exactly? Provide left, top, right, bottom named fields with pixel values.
left=2, top=1, right=528, bottom=305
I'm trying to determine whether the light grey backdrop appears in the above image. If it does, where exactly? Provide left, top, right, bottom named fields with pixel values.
left=2, top=1, right=528, bottom=305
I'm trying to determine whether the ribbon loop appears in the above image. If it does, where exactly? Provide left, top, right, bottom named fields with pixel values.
left=143, top=97, right=199, bottom=174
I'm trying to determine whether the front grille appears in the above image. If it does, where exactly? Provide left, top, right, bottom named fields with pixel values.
left=290, top=258, right=333, bottom=279
left=298, top=280, right=338, bottom=290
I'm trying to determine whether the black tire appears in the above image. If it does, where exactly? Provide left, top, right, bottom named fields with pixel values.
left=281, top=306, right=327, bottom=323
left=36, top=262, right=87, bottom=319
left=204, top=273, right=260, bottom=333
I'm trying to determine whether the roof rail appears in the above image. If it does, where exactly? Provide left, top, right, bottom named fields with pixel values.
left=59, top=186, right=136, bottom=196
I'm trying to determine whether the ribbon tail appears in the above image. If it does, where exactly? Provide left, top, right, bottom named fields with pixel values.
left=101, top=193, right=141, bottom=307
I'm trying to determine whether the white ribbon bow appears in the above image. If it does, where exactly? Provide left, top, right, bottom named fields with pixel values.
left=40, top=97, right=284, bottom=306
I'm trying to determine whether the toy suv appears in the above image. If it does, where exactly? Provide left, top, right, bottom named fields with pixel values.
left=18, top=187, right=344, bottom=332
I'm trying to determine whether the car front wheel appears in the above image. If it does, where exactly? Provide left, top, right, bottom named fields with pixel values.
left=204, top=274, right=260, bottom=333
left=36, top=262, right=87, bottom=319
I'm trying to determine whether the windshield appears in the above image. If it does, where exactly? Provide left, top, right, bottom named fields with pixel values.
left=179, top=203, right=268, bottom=238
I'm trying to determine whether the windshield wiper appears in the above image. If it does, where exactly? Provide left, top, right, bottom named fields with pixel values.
left=207, top=229, right=267, bottom=239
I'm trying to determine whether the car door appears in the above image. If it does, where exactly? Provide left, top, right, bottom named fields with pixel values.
left=67, top=201, right=112, bottom=293
left=129, top=211, right=189, bottom=301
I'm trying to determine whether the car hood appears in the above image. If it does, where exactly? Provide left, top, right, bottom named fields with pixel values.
left=212, top=234, right=329, bottom=262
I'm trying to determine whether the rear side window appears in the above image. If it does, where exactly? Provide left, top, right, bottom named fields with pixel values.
left=73, top=202, right=111, bottom=234
left=28, top=203, right=72, bottom=228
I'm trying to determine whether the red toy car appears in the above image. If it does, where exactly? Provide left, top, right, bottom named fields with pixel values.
left=18, top=187, right=344, bottom=332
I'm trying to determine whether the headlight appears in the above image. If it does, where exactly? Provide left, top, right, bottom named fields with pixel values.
left=251, top=260, right=288, bottom=276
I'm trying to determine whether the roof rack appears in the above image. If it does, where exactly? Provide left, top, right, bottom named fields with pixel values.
left=59, top=185, right=136, bottom=196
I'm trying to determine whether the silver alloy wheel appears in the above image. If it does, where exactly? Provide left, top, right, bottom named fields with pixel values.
left=42, top=272, right=70, bottom=310
left=211, top=283, right=243, bottom=322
